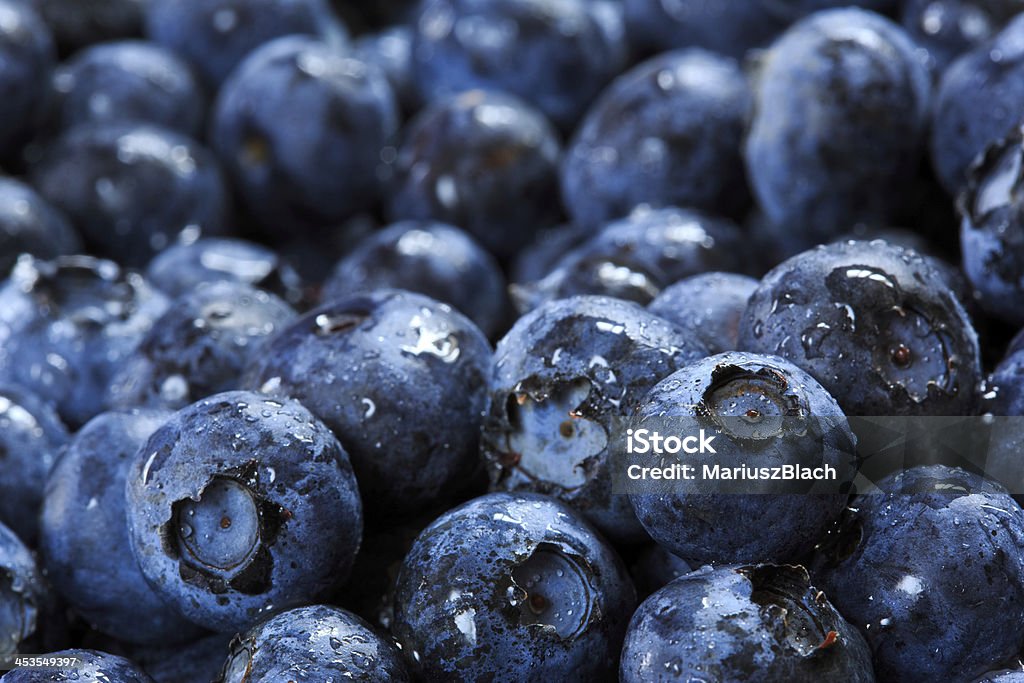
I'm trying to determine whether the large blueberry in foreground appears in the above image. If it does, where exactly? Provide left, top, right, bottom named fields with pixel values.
left=124, top=391, right=363, bottom=633
left=482, top=295, right=707, bottom=542
left=739, top=241, right=982, bottom=417
left=813, top=466, right=1024, bottom=682
left=217, top=605, right=410, bottom=682
left=620, top=565, right=874, bottom=682
left=562, top=48, right=752, bottom=228
left=1, top=650, right=153, bottom=681
left=0, top=521, right=45, bottom=656
left=211, top=36, right=397, bottom=235
left=0, top=0, right=54, bottom=158
left=629, top=352, right=857, bottom=565
left=0, top=255, right=168, bottom=427
left=40, top=410, right=202, bottom=646
left=648, top=272, right=758, bottom=354
left=0, top=177, right=79, bottom=277
left=392, top=493, right=636, bottom=682
left=244, top=290, right=491, bottom=516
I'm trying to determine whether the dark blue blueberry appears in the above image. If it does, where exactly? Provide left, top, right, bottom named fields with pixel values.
left=411, top=0, right=627, bottom=129
left=648, top=272, right=758, bottom=354
left=628, top=351, right=857, bottom=565
left=812, top=465, right=1024, bottom=682
left=392, top=492, right=636, bottom=682
left=0, top=255, right=168, bottom=427
left=987, top=328, right=1024, bottom=416
left=932, top=14, right=1024, bottom=194
left=510, top=223, right=592, bottom=286
left=0, top=0, right=55, bottom=159
left=30, top=123, right=230, bottom=266
left=562, top=49, right=752, bottom=228
left=217, top=605, right=411, bottom=682
left=145, top=0, right=347, bottom=89
left=321, top=221, right=508, bottom=338
left=738, top=241, right=982, bottom=416
left=210, top=36, right=398, bottom=236
left=48, top=40, right=205, bottom=138
left=39, top=410, right=203, bottom=646
left=1, top=649, right=153, bottom=681
left=482, top=295, right=708, bottom=542
left=620, top=564, right=874, bottom=682
left=135, top=633, right=233, bottom=683
left=106, top=282, right=296, bottom=411
left=353, top=25, right=416, bottom=114
left=512, top=207, right=747, bottom=313
left=386, top=89, right=561, bottom=259
left=746, top=8, right=930, bottom=247
left=0, top=384, right=68, bottom=546
left=243, top=289, right=492, bottom=516
left=628, top=544, right=691, bottom=600
left=124, top=391, right=363, bottom=633
left=0, top=177, right=79, bottom=282
left=901, top=0, right=1022, bottom=73
left=0, top=521, right=46, bottom=656
left=35, top=0, right=147, bottom=55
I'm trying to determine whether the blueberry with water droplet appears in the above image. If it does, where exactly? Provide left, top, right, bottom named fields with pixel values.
left=648, top=272, right=758, bottom=354
left=1, top=648, right=154, bottom=682
left=0, top=178, right=80, bottom=279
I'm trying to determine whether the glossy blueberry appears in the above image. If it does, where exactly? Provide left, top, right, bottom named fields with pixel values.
left=30, top=123, right=230, bottom=266
left=974, top=670, right=1024, bottom=683
left=482, top=295, right=708, bottom=542
left=145, top=0, right=347, bottom=88
left=648, top=272, right=758, bottom=354
left=620, top=565, right=874, bottom=683
left=0, top=176, right=79, bottom=283
left=0, top=521, right=46, bottom=656
left=1, top=649, right=153, bottom=682
left=0, top=384, right=68, bottom=546
left=217, top=605, right=411, bottom=682
left=34, top=0, right=147, bottom=55
left=210, top=36, right=398, bottom=235
left=562, top=49, right=752, bottom=229
left=386, top=89, right=561, bottom=259
left=321, top=221, right=508, bottom=338
left=39, top=410, right=202, bottom=646
left=0, top=255, right=168, bottom=427
left=932, top=14, right=1024, bottom=194
left=901, top=0, right=1023, bottom=73
left=0, top=0, right=55, bottom=159
left=629, top=352, right=857, bottom=565
left=48, top=40, right=205, bottom=138
left=392, top=492, right=636, bottom=682
left=106, top=282, right=296, bottom=411
left=512, top=207, right=747, bottom=313
left=739, top=241, right=982, bottom=416
left=243, top=289, right=491, bottom=516
left=124, top=391, right=363, bottom=633
left=353, top=25, right=416, bottom=114
left=629, top=545, right=691, bottom=600
left=411, top=0, right=626, bottom=129
left=813, top=465, right=1024, bottom=682
left=746, top=8, right=930, bottom=246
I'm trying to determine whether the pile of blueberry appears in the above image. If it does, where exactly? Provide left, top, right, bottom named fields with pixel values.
left=4, top=0, right=1024, bottom=681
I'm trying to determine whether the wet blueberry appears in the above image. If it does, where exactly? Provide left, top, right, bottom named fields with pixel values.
left=0, top=0, right=55, bottom=160
left=0, top=177, right=80, bottom=278
left=124, top=391, right=363, bottom=633
left=1, top=649, right=154, bottom=681
left=0, top=521, right=46, bottom=656
left=392, top=492, right=636, bottom=682
left=648, top=272, right=759, bottom=354
left=900, top=0, right=1022, bottom=73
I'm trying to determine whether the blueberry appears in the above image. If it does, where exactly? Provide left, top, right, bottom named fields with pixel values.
left=512, top=207, right=747, bottom=313
left=620, top=564, right=874, bottom=682
left=217, top=605, right=411, bottom=682
left=411, top=0, right=626, bottom=129
left=106, top=281, right=296, bottom=410
left=386, top=89, right=561, bottom=259
left=145, top=0, right=347, bottom=89
left=628, top=351, right=857, bottom=565
left=0, top=176, right=79, bottom=284
left=0, top=384, right=68, bottom=546
left=34, top=0, right=146, bottom=55
left=210, top=36, right=398, bottom=236
left=648, top=272, right=758, bottom=354
left=738, top=240, right=982, bottom=416
left=987, top=328, right=1024, bottom=416
left=1, top=649, right=153, bottom=682
left=510, top=223, right=592, bottom=286
left=562, top=49, right=752, bottom=228
left=135, top=633, right=233, bottom=683
left=0, top=255, right=168, bottom=427
left=352, top=25, right=416, bottom=114
left=812, top=465, right=1024, bottom=682
left=482, top=295, right=708, bottom=542
left=932, top=14, right=1024, bottom=194
left=900, top=0, right=1022, bottom=73
left=30, top=123, right=230, bottom=266
left=321, top=221, right=508, bottom=338
left=392, top=492, right=636, bottom=682
left=745, top=8, right=930, bottom=246
left=0, top=0, right=55, bottom=160
left=48, top=40, right=205, bottom=138
left=974, top=671, right=1024, bottom=683
left=124, top=391, right=363, bottom=633
left=243, top=289, right=491, bottom=516
left=39, top=410, right=203, bottom=646
left=628, top=545, right=691, bottom=600
left=0, top=521, right=46, bottom=656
